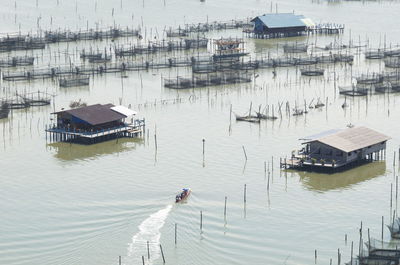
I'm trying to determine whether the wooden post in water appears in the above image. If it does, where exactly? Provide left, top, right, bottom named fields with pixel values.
left=224, top=196, right=227, bottom=218
left=244, top=184, right=247, bottom=203
left=202, top=139, right=205, bottom=157
left=314, top=249, right=317, bottom=264
left=147, top=240, right=150, bottom=259
left=142, top=256, right=145, bottom=265
left=154, top=133, right=158, bottom=151
left=229, top=104, right=232, bottom=127
left=264, top=161, right=267, bottom=178
left=391, top=183, right=393, bottom=220
left=368, top=228, right=371, bottom=251
left=359, top=222, right=362, bottom=257
left=200, top=211, right=203, bottom=232
left=119, top=256, right=121, bottom=265
left=382, top=216, right=384, bottom=241
left=396, top=176, right=398, bottom=214
left=242, top=146, right=248, bottom=161
left=394, top=151, right=396, bottom=167
left=160, top=244, right=165, bottom=263
left=350, top=241, right=353, bottom=265
left=174, top=223, right=177, bottom=245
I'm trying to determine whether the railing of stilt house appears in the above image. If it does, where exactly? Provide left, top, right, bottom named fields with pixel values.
left=45, top=119, right=145, bottom=139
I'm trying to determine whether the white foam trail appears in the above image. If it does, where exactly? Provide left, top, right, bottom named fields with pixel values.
left=126, top=205, right=172, bottom=265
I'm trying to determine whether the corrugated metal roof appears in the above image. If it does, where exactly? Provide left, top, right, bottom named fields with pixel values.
left=111, top=105, right=137, bottom=117
left=301, top=18, right=315, bottom=27
left=56, top=104, right=126, bottom=126
left=300, top=129, right=342, bottom=141
left=309, top=126, right=390, bottom=153
left=252, top=13, right=308, bottom=29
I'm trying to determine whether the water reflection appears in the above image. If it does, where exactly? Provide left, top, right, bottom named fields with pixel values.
left=47, top=138, right=144, bottom=161
left=297, top=161, right=387, bottom=192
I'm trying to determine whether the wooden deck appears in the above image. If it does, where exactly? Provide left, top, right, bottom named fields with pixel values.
left=281, top=157, right=344, bottom=169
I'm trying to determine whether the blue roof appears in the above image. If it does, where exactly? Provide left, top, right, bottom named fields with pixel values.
left=252, top=13, right=307, bottom=29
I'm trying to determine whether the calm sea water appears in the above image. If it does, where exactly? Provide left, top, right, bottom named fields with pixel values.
left=1, top=0, right=400, bottom=265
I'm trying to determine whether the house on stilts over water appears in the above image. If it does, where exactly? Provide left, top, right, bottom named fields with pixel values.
left=46, top=104, right=145, bottom=144
left=281, top=126, right=390, bottom=171
left=246, top=13, right=315, bottom=39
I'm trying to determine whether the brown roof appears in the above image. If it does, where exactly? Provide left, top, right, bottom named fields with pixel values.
left=55, top=104, right=126, bottom=125
left=310, top=126, right=390, bottom=153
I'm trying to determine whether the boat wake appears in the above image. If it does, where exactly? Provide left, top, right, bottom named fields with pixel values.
left=126, top=204, right=172, bottom=264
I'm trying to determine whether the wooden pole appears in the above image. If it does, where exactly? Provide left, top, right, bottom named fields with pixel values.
left=394, top=151, right=396, bottom=167
left=142, top=256, right=145, bottom=265
left=396, top=176, right=398, bottom=214
left=174, top=223, right=177, bottom=245
left=160, top=244, right=165, bottom=263
left=202, top=139, right=205, bottom=157
left=244, top=184, right=247, bottom=203
left=229, top=104, right=232, bottom=126
left=264, top=161, right=267, bottom=177
left=242, top=145, right=248, bottom=160
left=224, top=196, right=227, bottom=218
left=382, top=216, right=384, bottom=241
left=350, top=241, right=353, bottom=265
left=119, top=256, right=121, bottom=265
left=147, top=240, right=150, bottom=260
left=200, top=211, right=203, bottom=232
left=368, top=228, right=371, bottom=251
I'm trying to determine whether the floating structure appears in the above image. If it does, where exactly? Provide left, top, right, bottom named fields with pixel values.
left=365, top=49, right=385, bottom=59
left=1, top=92, right=51, bottom=110
left=115, top=38, right=208, bottom=57
left=44, top=27, right=139, bottom=43
left=385, top=57, right=400, bottom=68
left=281, top=126, right=390, bottom=171
left=59, top=74, right=90, bottom=87
left=80, top=50, right=103, bottom=61
left=164, top=71, right=252, bottom=89
left=0, top=56, right=34, bottom=67
left=212, top=38, right=248, bottom=62
left=46, top=104, right=145, bottom=144
left=347, top=239, right=400, bottom=265
left=0, top=35, right=45, bottom=52
left=180, top=19, right=251, bottom=35
left=17, top=92, right=51, bottom=106
left=300, top=67, right=325, bottom=76
left=283, top=42, right=308, bottom=53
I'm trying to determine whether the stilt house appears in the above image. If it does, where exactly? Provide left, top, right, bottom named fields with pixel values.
left=282, top=126, right=391, bottom=171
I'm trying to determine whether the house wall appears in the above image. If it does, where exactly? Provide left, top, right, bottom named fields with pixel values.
left=308, top=142, right=345, bottom=163
left=308, top=141, right=387, bottom=164
left=267, top=26, right=307, bottom=34
left=253, top=18, right=265, bottom=34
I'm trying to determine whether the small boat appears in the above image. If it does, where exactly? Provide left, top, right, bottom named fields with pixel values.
left=235, top=115, right=260, bottom=123
left=175, top=188, right=191, bottom=203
